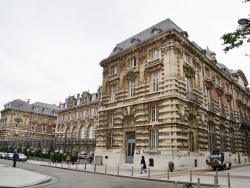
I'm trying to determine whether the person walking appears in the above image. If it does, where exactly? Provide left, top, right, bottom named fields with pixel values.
left=13, top=151, right=19, bottom=167
left=66, top=155, right=70, bottom=164
left=140, top=156, right=147, bottom=174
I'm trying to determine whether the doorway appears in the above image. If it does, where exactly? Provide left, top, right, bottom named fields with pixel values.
left=125, top=132, right=135, bottom=163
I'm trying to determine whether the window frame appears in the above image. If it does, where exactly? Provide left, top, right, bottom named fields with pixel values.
left=151, top=106, right=159, bottom=122
left=151, top=72, right=159, bottom=92
left=151, top=49, right=159, bottom=60
left=150, top=130, right=158, bottom=149
left=129, top=79, right=136, bottom=98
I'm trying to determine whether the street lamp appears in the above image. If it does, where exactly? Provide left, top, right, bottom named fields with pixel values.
left=238, top=18, right=250, bottom=25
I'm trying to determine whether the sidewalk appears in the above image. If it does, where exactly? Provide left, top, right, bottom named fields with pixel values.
left=26, top=160, right=250, bottom=188
left=0, top=163, right=51, bottom=188
left=0, top=160, right=249, bottom=188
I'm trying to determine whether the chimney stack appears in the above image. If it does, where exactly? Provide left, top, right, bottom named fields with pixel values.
left=59, top=102, right=62, bottom=109
left=27, top=99, right=30, bottom=104
left=77, top=93, right=80, bottom=99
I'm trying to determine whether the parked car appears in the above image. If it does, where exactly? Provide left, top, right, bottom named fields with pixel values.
left=78, top=152, right=93, bottom=162
left=0, top=152, right=7, bottom=159
left=5, top=153, right=14, bottom=160
left=18, top=153, right=27, bottom=161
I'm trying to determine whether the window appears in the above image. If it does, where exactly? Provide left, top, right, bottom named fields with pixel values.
left=73, top=127, right=77, bottom=139
left=151, top=72, right=159, bottom=92
left=188, top=132, right=194, bottom=151
left=15, top=121, right=20, bottom=128
left=129, top=80, right=135, bottom=97
left=33, top=106, right=38, bottom=112
left=185, top=77, right=190, bottom=93
left=82, top=110, right=86, bottom=119
left=219, top=127, right=224, bottom=151
left=108, top=113, right=114, bottom=126
left=75, top=111, right=78, bottom=119
left=151, top=49, right=159, bottom=60
left=43, top=108, right=48, bottom=113
left=111, top=85, right=116, bottom=102
left=111, top=65, right=117, bottom=75
left=90, top=107, right=94, bottom=118
left=150, top=130, right=158, bottom=149
left=107, top=133, right=113, bottom=149
left=80, top=127, right=85, bottom=139
left=31, top=123, right=36, bottom=130
left=43, top=117, right=48, bottom=122
left=207, top=124, right=213, bottom=151
left=53, top=110, right=57, bottom=115
left=52, top=126, right=56, bottom=133
left=151, top=106, right=159, bottom=122
left=184, top=54, right=189, bottom=63
left=88, top=125, right=93, bottom=139
left=66, top=128, right=70, bottom=139
left=129, top=58, right=136, bottom=68
left=42, top=125, right=46, bottom=132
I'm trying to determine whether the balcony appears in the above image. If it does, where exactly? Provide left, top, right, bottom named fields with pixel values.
left=186, top=92, right=199, bottom=103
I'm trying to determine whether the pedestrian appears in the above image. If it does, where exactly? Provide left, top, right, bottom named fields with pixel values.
left=66, top=155, right=70, bottom=164
left=13, top=151, right=19, bottom=167
left=140, top=156, right=147, bottom=174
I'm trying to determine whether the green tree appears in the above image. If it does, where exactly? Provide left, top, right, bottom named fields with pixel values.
left=221, top=0, right=250, bottom=53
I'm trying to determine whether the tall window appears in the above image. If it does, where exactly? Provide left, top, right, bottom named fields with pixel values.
left=15, top=121, right=20, bottom=128
left=73, top=127, right=77, bottom=139
left=151, top=106, right=159, bottom=122
left=107, top=133, right=113, bottom=149
left=108, top=113, right=114, bottom=126
left=185, top=77, right=190, bottom=93
left=31, top=123, right=36, bottom=130
left=111, top=85, right=116, bottom=102
left=129, top=58, right=136, bottom=68
left=111, top=65, right=117, bottom=75
left=66, top=128, right=70, bottom=139
left=219, top=127, right=224, bottom=151
left=52, top=126, right=56, bottom=133
left=230, top=130, right=234, bottom=153
left=184, top=54, right=189, bottom=63
left=90, top=107, right=94, bottom=118
left=80, top=127, right=85, bottom=139
left=207, top=124, right=213, bottom=151
left=151, top=72, right=159, bottom=92
left=82, top=110, right=86, bottom=119
left=188, top=132, right=194, bottom=151
left=88, top=125, right=93, bottom=139
left=42, top=125, right=46, bottom=132
left=129, top=80, right=135, bottom=97
left=150, top=130, right=158, bottom=149
left=75, top=111, right=78, bottom=119
left=151, top=49, right=159, bottom=60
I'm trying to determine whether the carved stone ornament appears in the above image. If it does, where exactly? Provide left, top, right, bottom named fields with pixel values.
left=215, top=84, right=224, bottom=96
left=225, top=91, right=233, bottom=102
left=123, top=69, right=139, bottom=81
left=103, top=66, right=109, bottom=75
left=138, top=55, right=146, bottom=62
left=162, top=41, right=182, bottom=55
left=236, top=98, right=243, bottom=106
left=176, top=104, right=189, bottom=122
left=119, top=61, right=125, bottom=70
left=204, top=77, right=214, bottom=90
left=183, top=63, right=196, bottom=78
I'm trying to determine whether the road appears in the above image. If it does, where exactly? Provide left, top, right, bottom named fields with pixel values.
left=0, top=159, right=178, bottom=188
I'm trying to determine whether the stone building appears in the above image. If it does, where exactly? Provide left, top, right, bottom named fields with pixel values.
left=95, top=18, right=250, bottom=170
left=56, top=88, right=101, bottom=154
left=0, top=99, right=59, bottom=150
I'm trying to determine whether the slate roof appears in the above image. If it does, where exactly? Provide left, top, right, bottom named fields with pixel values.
left=108, top=18, right=184, bottom=58
left=2, top=99, right=59, bottom=116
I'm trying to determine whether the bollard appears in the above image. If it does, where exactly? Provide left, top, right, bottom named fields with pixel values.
left=94, top=164, right=96, bottom=172
left=197, top=178, right=200, bottom=188
left=132, top=167, right=134, bottom=176
left=167, top=169, right=169, bottom=180
left=214, top=175, right=217, bottom=188
left=175, top=181, right=178, bottom=188
left=76, top=163, right=78, bottom=169
left=227, top=172, right=231, bottom=188
left=148, top=167, right=150, bottom=178
left=68, top=163, right=70, bottom=169
left=84, top=163, right=86, bottom=170
left=55, top=160, right=57, bottom=167
left=105, top=165, right=107, bottom=173
left=117, top=165, right=119, bottom=175
left=190, top=170, right=192, bottom=182
left=216, top=170, right=218, bottom=184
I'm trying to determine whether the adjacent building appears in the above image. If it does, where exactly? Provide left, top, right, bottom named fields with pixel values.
left=0, top=99, right=59, bottom=151
left=95, top=18, right=250, bottom=170
left=56, top=88, right=101, bottom=154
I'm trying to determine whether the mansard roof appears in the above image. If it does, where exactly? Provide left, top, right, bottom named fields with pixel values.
left=107, top=18, right=184, bottom=59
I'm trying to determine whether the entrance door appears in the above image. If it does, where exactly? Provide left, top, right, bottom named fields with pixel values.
left=126, top=132, right=135, bottom=163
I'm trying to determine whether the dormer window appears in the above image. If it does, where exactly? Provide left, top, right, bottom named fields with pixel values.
left=33, top=106, right=38, bottom=112
left=151, top=27, right=162, bottom=35
left=53, top=110, right=57, bottom=115
left=43, top=108, right=48, bottom=113
left=18, top=104, right=23, bottom=109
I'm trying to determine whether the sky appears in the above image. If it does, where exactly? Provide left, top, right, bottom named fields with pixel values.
left=0, top=0, right=249, bottom=111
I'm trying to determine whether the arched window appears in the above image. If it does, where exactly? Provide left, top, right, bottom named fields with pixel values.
left=73, top=127, right=77, bottom=139
left=88, top=125, right=93, bottom=139
left=80, top=127, right=85, bottom=139
left=66, top=128, right=70, bottom=139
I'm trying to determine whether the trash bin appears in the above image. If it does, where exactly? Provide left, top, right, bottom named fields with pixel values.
left=168, top=162, right=174, bottom=172
left=95, top=156, right=103, bottom=166
left=149, top=158, right=154, bottom=166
